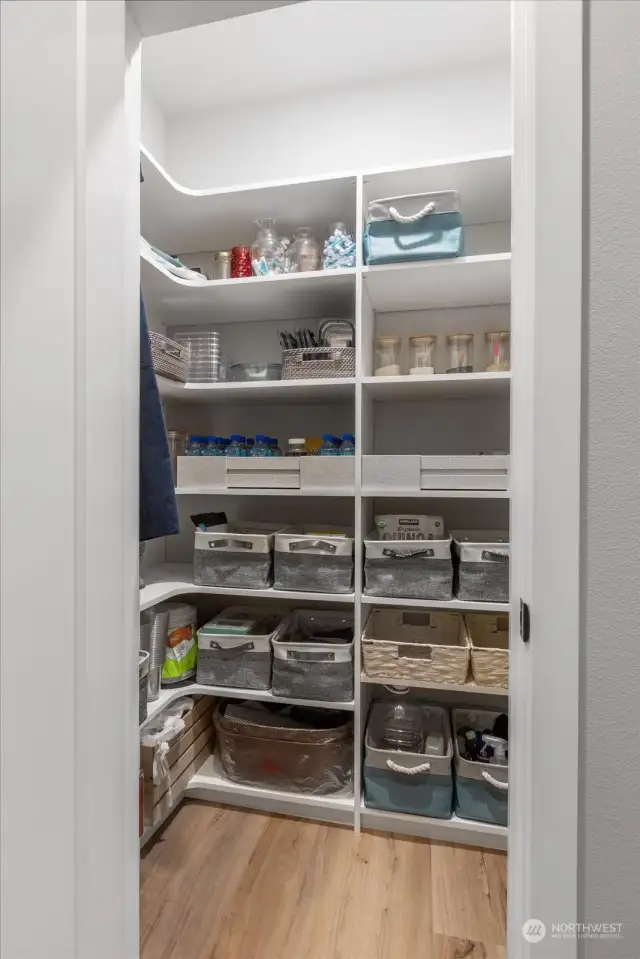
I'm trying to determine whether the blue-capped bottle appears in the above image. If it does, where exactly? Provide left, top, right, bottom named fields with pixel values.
left=251, top=434, right=270, bottom=457
left=187, top=435, right=206, bottom=456
left=318, top=434, right=339, bottom=456
left=227, top=434, right=247, bottom=457
left=269, top=437, right=283, bottom=456
left=338, top=433, right=355, bottom=456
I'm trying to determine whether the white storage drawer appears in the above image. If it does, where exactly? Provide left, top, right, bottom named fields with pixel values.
left=363, top=456, right=420, bottom=491
left=176, top=456, right=226, bottom=489
left=226, top=457, right=300, bottom=489
left=300, top=457, right=355, bottom=490
left=420, top=455, right=509, bottom=491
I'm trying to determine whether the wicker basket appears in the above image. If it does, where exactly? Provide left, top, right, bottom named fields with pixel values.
left=362, top=608, right=470, bottom=685
left=149, top=331, right=190, bottom=383
left=281, top=347, right=355, bottom=380
left=465, top=613, right=509, bottom=688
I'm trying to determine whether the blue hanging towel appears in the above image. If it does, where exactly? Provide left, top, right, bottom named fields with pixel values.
left=139, top=293, right=179, bottom=541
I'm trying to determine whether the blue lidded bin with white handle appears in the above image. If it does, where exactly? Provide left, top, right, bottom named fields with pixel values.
left=364, top=701, right=453, bottom=817
left=363, top=190, right=464, bottom=266
left=453, top=707, right=509, bottom=826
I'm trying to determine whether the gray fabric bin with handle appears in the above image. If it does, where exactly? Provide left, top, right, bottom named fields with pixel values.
left=453, top=707, right=509, bottom=826
left=452, top=530, right=510, bottom=603
left=193, top=522, right=286, bottom=589
left=272, top=610, right=354, bottom=702
left=196, top=607, right=287, bottom=690
left=273, top=527, right=354, bottom=594
left=364, top=533, right=453, bottom=600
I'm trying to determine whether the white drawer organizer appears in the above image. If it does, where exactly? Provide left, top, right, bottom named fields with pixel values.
left=140, top=148, right=512, bottom=852
left=176, top=455, right=355, bottom=492
left=363, top=455, right=509, bottom=492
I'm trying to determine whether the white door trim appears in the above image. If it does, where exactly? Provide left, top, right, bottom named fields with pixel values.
left=509, top=2, right=583, bottom=956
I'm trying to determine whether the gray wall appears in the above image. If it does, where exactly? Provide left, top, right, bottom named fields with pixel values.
left=580, top=2, right=640, bottom=956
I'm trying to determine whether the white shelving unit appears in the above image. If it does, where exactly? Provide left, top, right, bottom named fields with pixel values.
left=140, top=148, right=512, bottom=849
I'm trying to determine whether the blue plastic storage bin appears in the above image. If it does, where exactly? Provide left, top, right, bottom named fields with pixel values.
left=363, top=703, right=453, bottom=818
left=363, top=190, right=464, bottom=266
left=453, top=707, right=508, bottom=827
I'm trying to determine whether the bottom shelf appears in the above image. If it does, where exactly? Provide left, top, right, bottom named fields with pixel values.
left=359, top=801, right=507, bottom=851
left=184, top=755, right=355, bottom=826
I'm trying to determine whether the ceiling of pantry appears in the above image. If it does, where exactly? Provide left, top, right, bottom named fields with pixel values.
left=142, top=0, right=510, bottom=114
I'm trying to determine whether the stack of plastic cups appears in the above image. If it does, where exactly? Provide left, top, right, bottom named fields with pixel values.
left=146, top=608, right=170, bottom=701
left=173, top=331, right=221, bottom=383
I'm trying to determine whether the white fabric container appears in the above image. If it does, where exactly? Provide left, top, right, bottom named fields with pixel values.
left=196, top=607, right=287, bottom=690
left=452, top=530, right=510, bottom=603
left=273, top=527, right=354, bottom=594
left=271, top=609, right=354, bottom=702
left=364, top=533, right=453, bottom=601
left=193, top=522, right=286, bottom=589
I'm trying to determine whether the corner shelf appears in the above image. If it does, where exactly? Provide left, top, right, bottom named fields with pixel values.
left=157, top=376, right=356, bottom=405
left=175, top=487, right=355, bottom=497
left=140, top=563, right=356, bottom=611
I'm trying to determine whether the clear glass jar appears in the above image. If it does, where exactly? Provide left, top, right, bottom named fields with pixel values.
left=291, top=227, right=320, bottom=272
left=251, top=218, right=279, bottom=274
left=485, top=331, right=511, bottom=371
left=446, top=333, right=474, bottom=373
left=375, top=336, right=401, bottom=376
left=409, top=335, right=437, bottom=375
left=212, top=250, right=231, bottom=280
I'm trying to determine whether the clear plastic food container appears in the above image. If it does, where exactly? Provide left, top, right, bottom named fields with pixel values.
left=409, top=335, right=437, bottom=375
left=375, top=336, right=401, bottom=376
left=485, top=331, right=511, bottom=372
left=446, top=333, right=474, bottom=373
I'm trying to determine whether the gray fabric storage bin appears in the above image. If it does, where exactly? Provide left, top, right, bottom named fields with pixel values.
left=364, top=533, right=453, bottom=600
left=452, top=530, right=510, bottom=603
left=272, top=610, right=354, bottom=702
left=363, top=702, right=453, bottom=817
left=196, top=607, right=287, bottom=690
left=193, top=522, right=285, bottom=589
left=453, top=707, right=509, bottom=826
left=273, top=527, right=354, bottom=594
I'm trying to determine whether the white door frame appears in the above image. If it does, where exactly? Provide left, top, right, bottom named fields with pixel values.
left=509, top=2, right=583, bottom=957
left=0, top=2, right=585, bottom=957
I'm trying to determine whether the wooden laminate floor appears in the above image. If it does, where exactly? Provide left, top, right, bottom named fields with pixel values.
left=141, top=801, right=507, bottom=959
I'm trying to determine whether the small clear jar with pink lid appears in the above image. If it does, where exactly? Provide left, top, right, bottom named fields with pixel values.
left=485, top=331, right=511, bottom=371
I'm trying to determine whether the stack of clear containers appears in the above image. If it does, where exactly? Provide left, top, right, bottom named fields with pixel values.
left=173, top=331, right=221, bottom=383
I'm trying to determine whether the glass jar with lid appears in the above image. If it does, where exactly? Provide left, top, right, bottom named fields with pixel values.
left=446, top=333, right=474, bottom=373
left=288, top=438, right=308, bottom=457
left=409, top=335, right=437, bottom=375
left=212, top=250, right=231, bottom=280
left=375, top=336, right=401, bottom=376
left=290, top=227, right=320, bottom=272
left=251, top=218, right=279, bottom=273
left=485, top=331, right=511, bottom=371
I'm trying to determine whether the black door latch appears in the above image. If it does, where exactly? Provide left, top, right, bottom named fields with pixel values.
left=520, top=599, right=531, bottom=643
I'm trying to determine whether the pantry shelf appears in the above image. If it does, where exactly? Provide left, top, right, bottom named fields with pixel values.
left=141, top=255, right=356, bottom=326
left=140, top=146, right=357, bottom=255
left=360, top=673, right=507, bottom=699
left=174, top=487, right=355, bottom=497
left=363, top=253, right=511, bottom=312
left=140, top=563, right=356, bottom=611
left=185, top=755, right=355, bottom=826
left=362, top=372, right=511, bottom=401
left=362, top=488, right=510, bottom=499
left=361, top=594, right=510, bottom=613
left=157, top=376, right=356, bottom=405
left=141, top=682, right=354, bottom=732
left=359, top=801, right=507, bottom=851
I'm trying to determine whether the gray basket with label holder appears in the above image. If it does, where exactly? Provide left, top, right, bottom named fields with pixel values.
left=453, top=707, right=509, bottom=826
left=272, top=610, right=354, bottom=702
left=452, top=530, right=510, bottom=603
left=196, top=607, right=288, bottom=690
left=193, top=522, right=287, bottom=589
left=364, top=533, right=453, bottom=601
left=273, top=527, right=354, bottom=594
